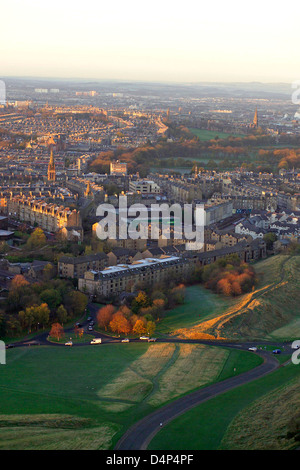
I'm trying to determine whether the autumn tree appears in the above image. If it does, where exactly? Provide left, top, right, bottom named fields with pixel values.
left=97, top=304, right=115, bottom=331
left=109, top=312, right=131, bottom=335
left=132, top=318, right=147, bottom=336
left=217, top=278, right=232, bottom=296
left=78, top=328, right=84, bottom=339
left=49, top=322, right=65, bottom=341
left=11, top=274, right=29, bottom=291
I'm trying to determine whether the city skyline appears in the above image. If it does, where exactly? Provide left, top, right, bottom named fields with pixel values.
left=1, top=0, right=299, bottom=83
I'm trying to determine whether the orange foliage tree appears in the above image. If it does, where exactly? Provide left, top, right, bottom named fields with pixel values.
left=132, top=319, right=147, bottom=336
left=49, top=322, right=65, bottom=341
left=97, top=305, right=115, bottom=331
left=109, top=312, right=131, bottom=335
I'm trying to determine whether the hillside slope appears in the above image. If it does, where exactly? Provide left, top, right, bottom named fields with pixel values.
left=174, top=255, right=300, bottom=341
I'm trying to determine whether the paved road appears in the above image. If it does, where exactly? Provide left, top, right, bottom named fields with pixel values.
left=9, top=301, right=294, bottom=352
left=115, top=351, right=280, bottom=450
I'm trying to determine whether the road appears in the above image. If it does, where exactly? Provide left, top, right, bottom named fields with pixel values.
left=115, top=351, right=280, bottom=450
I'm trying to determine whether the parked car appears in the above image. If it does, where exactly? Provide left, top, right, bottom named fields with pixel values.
left=87, top=316, right=92, bottom=322
left=75, top=323, right=82, bottom=328
left=65, top=341, right=73, bottom=347
left=248, top=347, right=257, bottom=352
left=121, top=338, right=130, bottom=343
left=88, top=325, right=93, bottom=331
left=140, top=336, right=149, bottom=340
left=272, top=349, right=282, bottom=354
left=148, top=338, right=157, bottom=342
left=90, top=338, right=102, bottom=344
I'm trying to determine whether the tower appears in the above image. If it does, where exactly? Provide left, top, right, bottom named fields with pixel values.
left=84, top=181, right=93, bottom=199
left=253, top=107, right=258, bottom=128
left=48, top=147, right=56, bottom=182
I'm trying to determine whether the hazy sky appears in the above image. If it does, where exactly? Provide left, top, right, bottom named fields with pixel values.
left=1, top=0, right=299, bottom=83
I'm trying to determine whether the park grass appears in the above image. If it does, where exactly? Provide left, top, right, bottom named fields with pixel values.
left=0, top=415, right=119, bottom=450
left=148, top=362, right=300, bottom=450
left=0, top=342, right=262, bottom=449
left=148, top=344, right=228, bottom=406
left=173, top=255, right=300, bottom=342
left=97, top=344, right=231, bottom=410
left=97, top=343, right=175, bottom=406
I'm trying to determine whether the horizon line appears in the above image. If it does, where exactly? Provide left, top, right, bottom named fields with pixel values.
left=0, top=75, right=295, bottom=86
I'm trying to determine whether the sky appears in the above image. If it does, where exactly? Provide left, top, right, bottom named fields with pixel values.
left=1, top=0, right=299, bottom=83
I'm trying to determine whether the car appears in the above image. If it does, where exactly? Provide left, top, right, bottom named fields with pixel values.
left=148, top=338, right=157, bottom=342
left=90, top=338, right=102, bottom=344
left=5, top=344, right=14, bottom=349
left=88, top=325, right=93, bottom=331
left=65, top=341, right=73, bottom=346
left=272, top=349, right=282, bottom=354
left=140, top=336, right=150, bottom=340
left=248, top=347, right=257, bottom=352
left=121, top=338, right=130, bottom=343
left=89, top=321, right=95, bottom=326
left=87, top=316, right=92, bottom=322
left=75, top=323, right=82, bottom=328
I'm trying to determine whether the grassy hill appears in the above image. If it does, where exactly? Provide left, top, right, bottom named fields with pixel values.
left=173, top=255, right=300, bottom=342
left=220, top=373, right=300, bottom=450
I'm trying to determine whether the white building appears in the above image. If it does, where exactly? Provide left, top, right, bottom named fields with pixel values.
left=129, top=180, right=161, bottom=194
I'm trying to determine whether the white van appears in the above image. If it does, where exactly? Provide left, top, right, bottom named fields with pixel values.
left=90, top=338, right=102, bottom=345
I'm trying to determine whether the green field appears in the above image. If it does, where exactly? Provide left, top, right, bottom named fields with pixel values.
left=189, top=128, right=245, bottom=141
left=0, top=343, right=261, bottom=450
left=148, top=362, right=300, bottom=450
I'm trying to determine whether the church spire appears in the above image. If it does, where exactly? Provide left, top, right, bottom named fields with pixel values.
left=48, top=146, right=56, bottom=182
left=253, top=107, right=258, bottom=128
